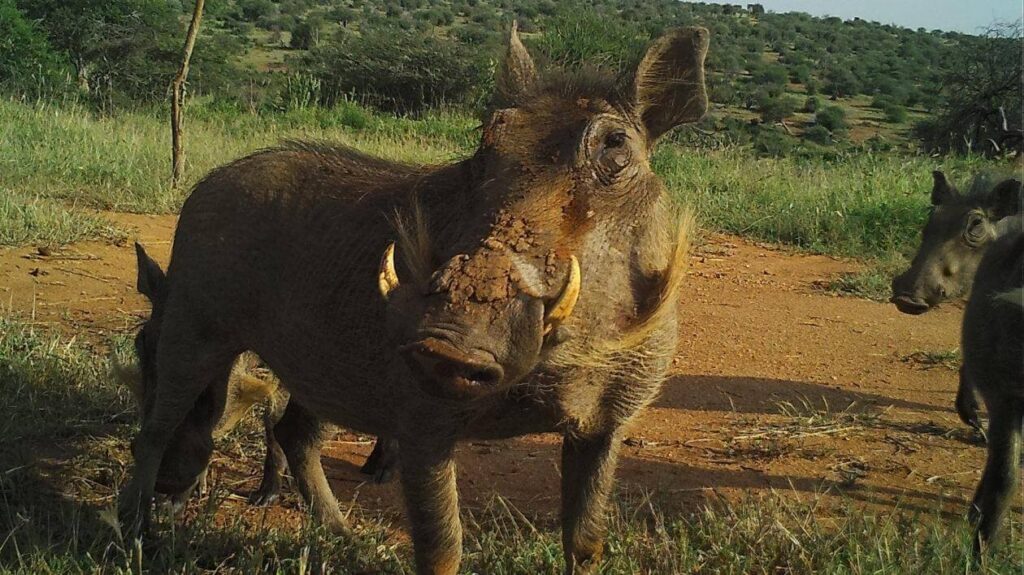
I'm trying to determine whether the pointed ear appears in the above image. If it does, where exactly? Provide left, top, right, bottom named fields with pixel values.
left=990, top=178, right=1023, bottom=219
left=496, top=20, right=538, bottom=105
left=931, top=171, right=958, bottom=205
left=135, top=242, right=166, bottom=303
left=633, top=27, right=709, bottom=143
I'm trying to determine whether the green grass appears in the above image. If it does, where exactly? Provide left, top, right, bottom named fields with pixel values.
left=0, top=315, right=1021, bottom=573
left=0, top=98, right=1005, bottom=300
left=0, top=194, right=125, bottom=247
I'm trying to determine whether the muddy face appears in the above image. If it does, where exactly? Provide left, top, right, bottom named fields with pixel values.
left=892, top=171, right=1023, bottom=314
left=381, top=28, right=708, bottom=400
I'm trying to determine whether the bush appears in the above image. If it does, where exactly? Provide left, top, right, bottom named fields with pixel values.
left=816, top=105, right=848, bottom=134
left=0, top=0, right=69, bottom=97
left=803, top=124, right=833, bottom=145
left=883, top=103, right=907, bottom=123
left=533, top=10, right=648, bottom=75
left=759, top=95, right=799, bottom=123
left=308, top=26, right=490, bottom=113
left=753, top=128, right=794, bottom=157
left=803, top=95, right=820, bottom=113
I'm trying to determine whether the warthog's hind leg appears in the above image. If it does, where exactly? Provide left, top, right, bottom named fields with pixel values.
left=249, top=393, right=289, bottom=506
left=560, top=431, right=621, bottom=575
left=360, top=437, right=399, bottom=484
left=272, top=400, right=349, bottom=534
left=969, top=397, right=1022, bottom=556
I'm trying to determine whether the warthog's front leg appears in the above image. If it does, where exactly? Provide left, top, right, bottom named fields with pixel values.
left=956, top=368, right=982, bottom=431
left=272, top=400, right=349, bottom=535
left=969, top=398, right=1022, bottom=555
left=118, top=323, right=236, bottom=539
left=399, top=441, right=461, bottom=575
left=561, top=431, right=621, bottom=575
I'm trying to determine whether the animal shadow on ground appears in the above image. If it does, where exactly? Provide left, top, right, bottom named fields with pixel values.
left=657, top=374, right=944, bottom=415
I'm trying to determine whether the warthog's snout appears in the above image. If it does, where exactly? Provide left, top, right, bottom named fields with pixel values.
left=401, top=338, right=505, bottom=400
left=890, top=293, right=931, bottom=315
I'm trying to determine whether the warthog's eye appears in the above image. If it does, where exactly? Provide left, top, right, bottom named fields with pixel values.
left=597, top=130, right=631, bottom=177
left=963, top=212, right=988, bottom=246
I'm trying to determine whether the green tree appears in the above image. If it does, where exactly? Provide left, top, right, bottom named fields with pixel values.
left=0, top=0, right=68, bottom=96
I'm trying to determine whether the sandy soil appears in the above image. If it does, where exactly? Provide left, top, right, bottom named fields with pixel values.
left=1, top=212, right=1012, bottom=530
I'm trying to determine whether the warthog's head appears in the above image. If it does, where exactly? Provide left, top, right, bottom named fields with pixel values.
left=126, top=243, right=277, bottom=497
left=380, top=24, right=707, bottom=400
left=892, top=171, right=1022, bottom=314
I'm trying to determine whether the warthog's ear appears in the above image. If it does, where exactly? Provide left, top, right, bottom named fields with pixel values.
left=931, top=171, right=958, bottom=205
left=135, top=242, right=166, bottom=303
left=496, top=20, right=538, bottom=105
left=633, top=27, right=709, bottom=144
left=990, top=178, right=1023, bottom=219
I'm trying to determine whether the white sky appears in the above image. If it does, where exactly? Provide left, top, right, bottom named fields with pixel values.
left=698, top=0, right=1023, bottom=34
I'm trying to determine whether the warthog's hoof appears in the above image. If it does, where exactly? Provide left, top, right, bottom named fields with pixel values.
left=248, top=480, right=282, bottom=507
left=360, top=438, right=398, bottom=484
left=116, top=478, right=154, bottom=542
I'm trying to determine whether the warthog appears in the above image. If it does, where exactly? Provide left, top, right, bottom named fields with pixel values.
left=120, top=244, right=397, bottom=526
left=960, top=223, right=1022, bottom=554
left=891, top=170, right=1022, bottom=428
left=117, top=23, right=707, bottom=574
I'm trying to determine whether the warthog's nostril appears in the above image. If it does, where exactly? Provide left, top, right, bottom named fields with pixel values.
left=401, top=338, right=504, bottom=398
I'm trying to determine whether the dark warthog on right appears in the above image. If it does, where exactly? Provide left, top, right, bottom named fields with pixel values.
left=891, top=170, right=1022, bottom=428
left=118, top=24, right=708, bottom=575
left=959, top=222, right=1023, bottom=555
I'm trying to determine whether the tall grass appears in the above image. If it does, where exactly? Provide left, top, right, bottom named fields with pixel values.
left=0, top=98, right=476, bottom=215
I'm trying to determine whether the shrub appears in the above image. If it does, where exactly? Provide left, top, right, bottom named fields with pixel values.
left=533, top=10, right=647, bottom=75
left=816, top=105, right=848, bottom=134
left=759, top=95, right=799, bottom=123
left=0, top=0, right=69, bottom=97
left=803, top=95, right=820, bottom=113
left=803, top=124, right=833, bottom=145
left=753, top=128, right=794, bottom=157
left=883, top=103, right=907, bottom=123
left=308, top=27, right=490, bottom=113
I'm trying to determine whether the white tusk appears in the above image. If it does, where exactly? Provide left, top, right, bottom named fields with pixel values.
left=378, top=242, right=400, bottom=300
left=544, top=255, right=580, bottom=335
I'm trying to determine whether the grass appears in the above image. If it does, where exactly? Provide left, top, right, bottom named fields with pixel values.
left=0, top=194, right=126, bottom=247
left=1, top=316, right=1021, bottom=573
left=2, top=97, right=1006, bottom=298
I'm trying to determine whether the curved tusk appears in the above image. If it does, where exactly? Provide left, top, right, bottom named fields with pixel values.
left=544, top=255, right=581, bottom=335
left=378, top=242, right=400, bottom=300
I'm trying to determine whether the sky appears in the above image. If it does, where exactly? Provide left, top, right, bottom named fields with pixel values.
left=700, top=0, right=1023, bottom=34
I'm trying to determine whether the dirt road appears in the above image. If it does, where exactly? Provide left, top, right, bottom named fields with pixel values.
left=1, top=212, right=1004, bottom=529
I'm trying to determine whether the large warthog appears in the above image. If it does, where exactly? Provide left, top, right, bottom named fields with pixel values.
left=891, top=170, right=1023, bottom=428
left=960, top=221, right=1023, bottom=554
left=117, top=24, right=707, bottom=574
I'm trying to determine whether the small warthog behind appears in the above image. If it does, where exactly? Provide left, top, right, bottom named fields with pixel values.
left=117, top=24, right=707, bottom=575
left=959, top=221, right=1023, bottom=555
left=891, top=170, right=1022, bottom=427
left=122, top=244, right=396, bottom=531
